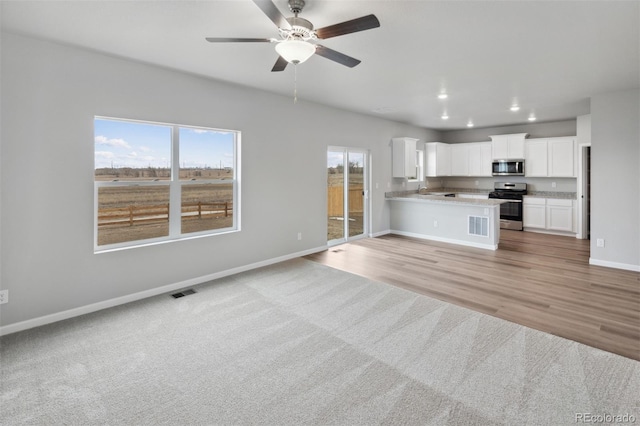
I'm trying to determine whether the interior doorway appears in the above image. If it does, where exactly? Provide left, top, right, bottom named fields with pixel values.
left=577, top=144, right=591, bottom=240
left=327, top=147, right=368, bottom=245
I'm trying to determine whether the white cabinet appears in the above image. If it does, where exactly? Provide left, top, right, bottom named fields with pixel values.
left=392, top=137, right=418, bottom=178
left=524, top=139, right=548, bottom=177
left=523, top=197, right=546, bottom=228
left=425, top=142, right=451, bottom=177
left=490, top=133, right=527, bottom=159
left=468, top=142, right=492, bottom=177
left=546, top=199, right=574, bottom=232
left=451, top=144, right=470, bottom=176
left=548, top=137, right=575, bottom=177
left=523, top=197, right=576, bottom=233
left=524, top=136, right=576, bottom=177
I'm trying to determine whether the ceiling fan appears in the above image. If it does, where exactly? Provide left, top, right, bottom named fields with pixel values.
left=206, top=0, right=380, bottom=72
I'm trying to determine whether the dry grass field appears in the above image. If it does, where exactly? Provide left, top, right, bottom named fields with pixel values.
left=96, top=168, right=234, bottom=246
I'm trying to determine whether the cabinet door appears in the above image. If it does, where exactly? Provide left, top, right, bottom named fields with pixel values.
left=425, top=142, right=451, bottom=177
left=523, top=198, right=546, bottom=228
left=508, top=138, right=525, bottom=159
left=436, top=143, right=451, bottom=176
left=468, top=143, right=491, bottom=176
left=392, top=138, right=418, bottom=178
left=451, top=144, right=470, bottom=176
left=525, top=139, right=548, bottom=176
left=492, top=137, right=509, bottom=159
left=548, top=137, right=575, bottom=177
left=546, top=199, right=573, bottom=231
left=480, top=143, right=493, bottom=176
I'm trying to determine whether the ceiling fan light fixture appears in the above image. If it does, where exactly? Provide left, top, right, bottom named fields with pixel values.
left=275, top=40, right=316, bottom=64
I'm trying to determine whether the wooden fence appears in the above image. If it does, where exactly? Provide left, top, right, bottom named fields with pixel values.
left=98, top=202, right=232, bottom=227
left=327, top=187, right=363, bottom=217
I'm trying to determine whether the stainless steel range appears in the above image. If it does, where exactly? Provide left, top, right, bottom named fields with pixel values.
left=488, top=182, right=527, bottom=231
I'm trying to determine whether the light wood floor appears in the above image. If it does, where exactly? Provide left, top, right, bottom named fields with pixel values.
left=305, top=231, right=640, bottom=361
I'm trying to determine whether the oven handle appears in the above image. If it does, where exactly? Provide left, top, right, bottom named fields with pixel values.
left=500, top=199, right=522, bottom=203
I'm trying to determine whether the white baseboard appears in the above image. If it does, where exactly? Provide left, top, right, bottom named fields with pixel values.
left=370, top=229, right=391, bottom=238
left=523, top=228, right=577, bottom=237
left=0, top=245, right=328, bottom=337
left=390, top=230, right=498, bottom=251
left=589, top=258, right=640, bottom=272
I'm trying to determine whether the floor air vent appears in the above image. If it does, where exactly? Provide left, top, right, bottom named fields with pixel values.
left=468, top=216, right=489, bottom=237
left=172, top=289, right=197, bottom=299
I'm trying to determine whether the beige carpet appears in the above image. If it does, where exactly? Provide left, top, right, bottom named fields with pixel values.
left=1, top=258, right=638, bottom=425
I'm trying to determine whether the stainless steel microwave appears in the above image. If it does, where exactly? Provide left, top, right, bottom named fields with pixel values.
left=492, top=159, right=525, bottom=176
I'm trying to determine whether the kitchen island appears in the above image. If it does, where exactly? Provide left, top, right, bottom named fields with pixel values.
left=386, top=191, right=507, bottom=250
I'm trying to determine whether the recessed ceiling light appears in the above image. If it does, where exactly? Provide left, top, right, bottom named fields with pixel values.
left=438, top=93, right=448, bottom=100
left=467, top=121, right=474, bottom=127
left=510, top=105, right=520, bottom=112
left=528, top=115, right=537, bottom=121
left=441, top=113, right=449, bottom=120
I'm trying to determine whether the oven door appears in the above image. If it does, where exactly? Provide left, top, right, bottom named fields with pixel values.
left=498, top=199, right=523, bottom=230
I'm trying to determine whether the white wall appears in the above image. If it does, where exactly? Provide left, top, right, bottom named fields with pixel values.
left=0, top=33, right=434, bottom=329
left=590, top=89, right=640, bottom=270
left=440, top=120, right=577, bottom=144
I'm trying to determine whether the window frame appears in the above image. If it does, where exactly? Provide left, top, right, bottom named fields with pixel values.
left=94, top=116, right=240, bottom=253
left=408, top=149, right=424, bottom=183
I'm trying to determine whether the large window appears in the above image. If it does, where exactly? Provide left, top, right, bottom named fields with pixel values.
left=94, top=117, right=239, bottom=251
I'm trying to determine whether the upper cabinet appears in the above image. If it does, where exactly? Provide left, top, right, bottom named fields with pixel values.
left=425, top=142, right=451, bottom=177
left=392, top=137, right=419, bottom=179
left=426, top=141, right=491, bottom=177
left=548, top=137, right=575, bottom=177
left=490, top=133, right=527, bottom=159
left=524, top=137, right=576, bottom=177
left=451, top=144, right=470, bottom=176
left=468, top=142, right=493, bottom=177
left=524, top=139, right=548, bottom=177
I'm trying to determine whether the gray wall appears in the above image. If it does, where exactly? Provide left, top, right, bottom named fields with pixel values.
left=0, top=33, right=433, bottom=328
left=590, top=89, right=640, bottom=269
left=440, top=120, right=577, bottom=143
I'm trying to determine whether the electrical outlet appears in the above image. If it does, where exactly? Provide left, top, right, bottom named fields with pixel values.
left=0, top=290, right=8, bottom=305
left=596, top=238, right=605, bottom=248
left=297, top=232, right=302, bottom=241
left=475, top=180, right=479, bottom=186
left=552, top=181, right=557, bottom=188
left=434, top=220, right=438, bottom=228
left=375, top=182, right=379, bottom=189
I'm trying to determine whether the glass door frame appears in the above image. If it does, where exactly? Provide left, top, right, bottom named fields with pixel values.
left=327, top=146, right=370, bottom=246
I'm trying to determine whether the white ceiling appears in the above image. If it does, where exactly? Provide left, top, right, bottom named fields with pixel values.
left=2, top=0, right=638, bottom=130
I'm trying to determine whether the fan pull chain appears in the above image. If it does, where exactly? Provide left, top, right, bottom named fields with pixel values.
left=293, top=64, right=298, bottom=104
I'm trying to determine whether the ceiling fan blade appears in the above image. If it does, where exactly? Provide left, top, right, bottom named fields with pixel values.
left=316, top=14, right=380, bottom=39
left=206, top=37, right=272, bottom=43
left=252, top=0, right=292, bottom=30
left=315, top=45, right=361, bottom=68
left=271, top=56, right=289, bottom=72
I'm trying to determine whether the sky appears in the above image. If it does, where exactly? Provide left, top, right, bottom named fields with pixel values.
left=94, top=118, right=235, bottom=170
left=327, top=150, right=364, bottom=169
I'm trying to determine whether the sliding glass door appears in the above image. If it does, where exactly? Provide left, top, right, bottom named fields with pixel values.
left=327, top=147, right=368, bottom=245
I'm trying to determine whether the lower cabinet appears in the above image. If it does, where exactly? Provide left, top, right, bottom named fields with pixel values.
left=546, top=199, right=574, bottom=232
left=523, top=198, right=546, bottom=228
left=523, top=197, right=575, bottom=233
